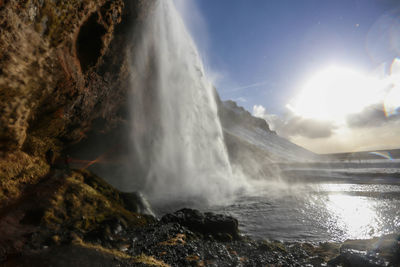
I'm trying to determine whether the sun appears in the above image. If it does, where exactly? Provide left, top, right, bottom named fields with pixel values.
left=287, top=66, right=384, bottom=123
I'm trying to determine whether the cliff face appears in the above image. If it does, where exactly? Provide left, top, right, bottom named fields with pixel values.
left=216, top=97, right=317, bottom=179
left=219, top=100, right=276, bottom=135
left=0, top=0, right=154, bottom=205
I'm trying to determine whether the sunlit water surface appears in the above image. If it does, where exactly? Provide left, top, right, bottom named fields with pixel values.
left=207, top=182, right=400, bottom=242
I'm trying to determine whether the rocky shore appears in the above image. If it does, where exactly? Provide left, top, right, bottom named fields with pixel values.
left=1, top=169, right=399, bottom=266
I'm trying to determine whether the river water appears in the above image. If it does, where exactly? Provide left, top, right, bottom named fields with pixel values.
left=208, top=165, right=400, bottom=242
left=152, top=162, right=400, bottom=242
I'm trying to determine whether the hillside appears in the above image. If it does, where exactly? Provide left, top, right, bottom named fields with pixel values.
left=217, top=99, right=318, bottom=178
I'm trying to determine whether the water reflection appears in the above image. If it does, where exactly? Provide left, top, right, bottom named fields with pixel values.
left=209, top=183, right=400, bottom=242
left=325, top=194, right=380, bottom=240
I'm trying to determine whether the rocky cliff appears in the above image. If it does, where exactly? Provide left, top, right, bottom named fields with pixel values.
left=216, top=97, right=318, bottom=179
left=0, top=0, right=155, bottom=205
left=0, top=0, right=158, bottom=262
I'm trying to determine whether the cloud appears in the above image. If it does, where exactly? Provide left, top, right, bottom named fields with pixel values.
left=253, top=105, right=275, bottom=123
left=252, top=105, right=282, bottom=131
left=291, top=124, right=400, bottom=154
left=234, top=97, right=247, bottom=103
left=225, top=81, right=275, bottom=93
left=252, top=105, right=336, bottom=139
left=346, top=104, right=400, bottom=128
left=283, top=117, right=336, bottom=139
left=252, top=102, right=400, bottom=153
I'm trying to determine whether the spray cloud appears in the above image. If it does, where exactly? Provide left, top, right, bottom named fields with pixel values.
left=128, top=0, right=246, bottom=204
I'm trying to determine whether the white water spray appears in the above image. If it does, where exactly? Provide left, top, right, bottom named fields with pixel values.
left=129, top=0, right=244, bottom=203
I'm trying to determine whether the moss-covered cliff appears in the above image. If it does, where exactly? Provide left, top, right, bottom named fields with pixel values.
left=0, top=0, right=154, bottom=206
left=0, top=169, right=155, bottom=261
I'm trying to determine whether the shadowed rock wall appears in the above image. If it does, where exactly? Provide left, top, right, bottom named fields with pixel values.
left=0, top=0, right=155, bottom=205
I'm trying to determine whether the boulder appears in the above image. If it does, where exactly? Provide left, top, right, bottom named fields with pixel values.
left=120, top=191, right=155, bottom=217
left=328, top=235, right=400, bottom=267
left=328, top=249, right=386, bottom=267
left=161, top=208, right=240, bottom=241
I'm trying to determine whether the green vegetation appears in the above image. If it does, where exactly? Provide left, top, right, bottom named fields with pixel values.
left=42, top=170, right=154, bottom=232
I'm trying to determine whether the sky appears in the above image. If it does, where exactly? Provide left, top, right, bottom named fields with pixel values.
left=176, top=0, right=400, bottom=154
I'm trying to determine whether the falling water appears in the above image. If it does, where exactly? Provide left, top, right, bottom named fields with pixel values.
left=129, top=0, right=242, bottom=203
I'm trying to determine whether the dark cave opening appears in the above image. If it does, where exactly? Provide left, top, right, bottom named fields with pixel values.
left=76, top=13, right=107, bottom=72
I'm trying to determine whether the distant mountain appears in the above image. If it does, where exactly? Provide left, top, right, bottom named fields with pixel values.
left=320, top=148, right=400, bottom=161
left=217, top=98, right=318, bottom=179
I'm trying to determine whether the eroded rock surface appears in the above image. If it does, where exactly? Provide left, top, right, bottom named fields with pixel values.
left=0, top=0, right=154, bottom=205
left=0, top=169, right=155, bottom=261
left=161, top=208, right=240, bottom=241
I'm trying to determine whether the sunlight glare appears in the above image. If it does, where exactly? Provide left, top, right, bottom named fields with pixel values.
left=326, top=194, right=380, bottom=239
left=288, top=66, right=384, bottom=123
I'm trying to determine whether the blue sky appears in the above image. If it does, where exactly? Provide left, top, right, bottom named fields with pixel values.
left=184, top=0, right=399, bottom=114
left=176, top=0, right=400, bottom=153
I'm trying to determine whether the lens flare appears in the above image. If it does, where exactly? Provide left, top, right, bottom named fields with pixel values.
left=383, top=58, right=400, bottom=117
left=369, top=151, right=393, bottom=160
left=366, top=12, right=400, bottom=64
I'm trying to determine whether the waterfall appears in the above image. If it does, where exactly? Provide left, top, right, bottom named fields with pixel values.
left=129, top=0, right=242, bottom=203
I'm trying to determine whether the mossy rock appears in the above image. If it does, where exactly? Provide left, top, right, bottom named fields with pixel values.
left=258, top=240, right=287, bottom=253
left=41, top=169, right=155, bottom=233
left=0, top=151, right=49, bottom=205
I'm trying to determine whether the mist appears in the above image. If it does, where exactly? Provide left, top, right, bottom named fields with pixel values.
left=127, top=0, right=248, bottom=205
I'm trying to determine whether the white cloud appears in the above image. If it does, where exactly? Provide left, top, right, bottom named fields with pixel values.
left=252, top=104, right=267, bottom=119
left=346, top=103, right=400, bottom=128
left=234, top=97, right=247, bottom=103
left=252, top=105, right=280, bottom=130
left=252, top=104, right=336, bottom=139
left=291, top=124, right=400, bottom=154
left=250, top=58, right=400, bottom=153
left=252, top=103, right=400, bottom=153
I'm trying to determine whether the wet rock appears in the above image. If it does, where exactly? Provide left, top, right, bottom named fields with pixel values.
left=3, top=244, right=133, bottom=267
left=84, top=228, right=106, bottom=245
left=103, top=217, right=125, bottom=235
left=161, top=208, right=240, bottom=241
left=45, top=149, right=55, bottom=166
left=328, top=248, right=387, bottom=267
left=120, top=191, right=155, bottom=217
left=333, top=235, right=400, bottom=267
left=51, top=235, right=61, bottom=245
left=6, top=175, right=398, bottom=267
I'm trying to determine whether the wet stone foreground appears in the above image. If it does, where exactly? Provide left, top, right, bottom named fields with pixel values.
left=100, top=211, right=400, bottom=266
left=1, top=170, right=399, bottom=267
left=6, top=211, right=400, bottom=267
